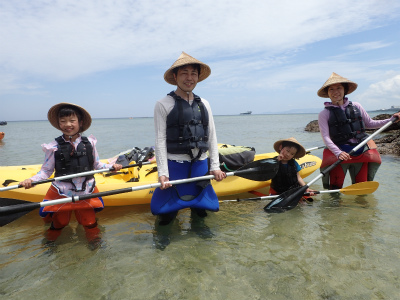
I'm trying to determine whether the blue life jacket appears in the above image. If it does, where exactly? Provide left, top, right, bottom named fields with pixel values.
left=166, top=91, right=209, bottom=161
left=326, top=101, right=367, bottom=144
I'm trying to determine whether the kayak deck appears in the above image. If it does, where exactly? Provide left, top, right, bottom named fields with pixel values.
left=0, top=152, right=321, bottom=206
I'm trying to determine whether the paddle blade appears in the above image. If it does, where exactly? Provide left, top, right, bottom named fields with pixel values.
left=234, top=158, right=279, bottom=181
left=340, top=181, right=379, bottom=195
left=264, top=185, right=309, bottom=213
left=0, top=198, right=40, bottom=227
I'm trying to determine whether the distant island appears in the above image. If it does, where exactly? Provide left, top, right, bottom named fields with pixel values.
left=240, top=111, right=252, bottom=115
left=370, top=105, right=400, bottom=113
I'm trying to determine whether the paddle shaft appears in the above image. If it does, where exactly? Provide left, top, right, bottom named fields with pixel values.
left=0, top=144, right=321, bottom=193
left=305, top=146, right=324, bottom=153
left=224, top=189, right=340, bottom=202
left=0, top=161, right=154, bottom=192
left=228, top=181, right=379, bottom=202
left=0, top=167, right=259, bottom=214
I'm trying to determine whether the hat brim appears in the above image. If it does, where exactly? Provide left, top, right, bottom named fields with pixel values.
left=164, top=53, right=211, bottom=85
left=317, top=76, right=358, bottom=98
left=273, top=138, right=306, bottom=159
left=47, top=102, right=92, bottom=132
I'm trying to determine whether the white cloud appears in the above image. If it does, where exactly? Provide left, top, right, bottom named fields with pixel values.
left=1, top=0, right=399, bottom=82
left=0, top=73, right=45, bottom=95
left=355, top=74, right=400, bottom=109
left=370, top=75, right=400, bottom=95
left=208, top=57, right=400, bottom=94
left=345, top=41, right=392, bottom=53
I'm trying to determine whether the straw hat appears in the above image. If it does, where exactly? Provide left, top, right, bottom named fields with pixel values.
left=47, top=102, right=92, bottom=132
left=317, top=72, right=358, bottom=98
left=164, top=51, right=211, bottom=85
left=273, top=137, right=306, bottom=159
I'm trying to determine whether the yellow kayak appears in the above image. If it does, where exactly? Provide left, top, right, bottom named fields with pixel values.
left=0, top=148, right=321, bottom=207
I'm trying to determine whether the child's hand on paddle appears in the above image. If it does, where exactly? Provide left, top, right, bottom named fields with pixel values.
left=111, top=164, right=123, bottom=173
left=306, top=188, right=316, bottom=196
left=19, top=179, right=33, bottom=189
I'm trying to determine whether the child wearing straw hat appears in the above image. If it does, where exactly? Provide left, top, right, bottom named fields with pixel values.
left=317, top=72, right=400, bottom=189
left=151, top=52, right=226, bottom=226
left=269, top=138, right=315, bottom=201
left=19, top=103, right=122, bottom=246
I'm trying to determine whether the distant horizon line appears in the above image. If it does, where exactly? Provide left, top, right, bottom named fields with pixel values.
left=2, top=109, right=398, bottom=123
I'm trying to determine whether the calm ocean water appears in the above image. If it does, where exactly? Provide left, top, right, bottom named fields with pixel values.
left=1, top=113, right=400, bottom=300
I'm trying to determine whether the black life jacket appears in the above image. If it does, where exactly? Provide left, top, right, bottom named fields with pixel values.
left=166, top=91, right=209, bottom=161
left=270, top=159, right=299, bottom=194
left=326, top=101, right=367, bottom=144
left=54, top=136, right=94, bottom=191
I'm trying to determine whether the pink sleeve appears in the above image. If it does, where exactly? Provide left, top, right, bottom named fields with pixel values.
left=318, top=109, right=342, bottom=158
left=88, top=135, right=111, bottom=170
left=352, top=102, right=391, bottom=129
left=30, top=142, right=57, bottom=181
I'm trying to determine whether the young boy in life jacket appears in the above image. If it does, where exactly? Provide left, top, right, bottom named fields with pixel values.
left=269, top=138, right=315, bottom=202
left=19, top=103, right=122, bottom=247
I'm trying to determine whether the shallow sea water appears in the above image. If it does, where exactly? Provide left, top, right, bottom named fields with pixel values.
left=1, top=113, right=400, bottom=300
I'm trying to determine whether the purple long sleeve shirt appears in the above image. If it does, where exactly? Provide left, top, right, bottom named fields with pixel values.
left=318, top=98, right=390, bottom=158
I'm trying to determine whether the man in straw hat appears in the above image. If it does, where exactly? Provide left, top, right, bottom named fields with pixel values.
left=151, top=52, right=226, bottom=226
left=269, top=137, right=315, bottom=202
left=317, top=72, right=400, bottom=189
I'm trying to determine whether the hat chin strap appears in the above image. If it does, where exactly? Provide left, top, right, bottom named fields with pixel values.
left=63, top=130, right=80, bottom=141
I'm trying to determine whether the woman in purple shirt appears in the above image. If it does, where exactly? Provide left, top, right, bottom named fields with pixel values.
left=317, top=72, right=400, bottom=189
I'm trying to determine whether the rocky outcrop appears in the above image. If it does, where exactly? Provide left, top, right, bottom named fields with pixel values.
left=373, top=132, right=400, bottom=155
left=304, top=114, right=400, bottom=156
left=304, top=120, right=319, bottom=132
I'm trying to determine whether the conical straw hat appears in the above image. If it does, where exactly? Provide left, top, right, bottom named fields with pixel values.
left=273, top=137, right=306, bottom=159
left=48, top=102, right=92, bottom=132
left=164, top=52, right=211, bottom=85
left=317, top=72, right=358, bottom=98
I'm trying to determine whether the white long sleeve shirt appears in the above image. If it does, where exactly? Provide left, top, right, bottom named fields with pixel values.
left=154, top=94, right=220, bottom=178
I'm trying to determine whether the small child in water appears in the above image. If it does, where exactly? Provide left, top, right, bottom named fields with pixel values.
left=269, top=137, right=315, bottom=201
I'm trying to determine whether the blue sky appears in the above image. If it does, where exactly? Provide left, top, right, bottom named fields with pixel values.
left=1, top=0, right=400, bottom=121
